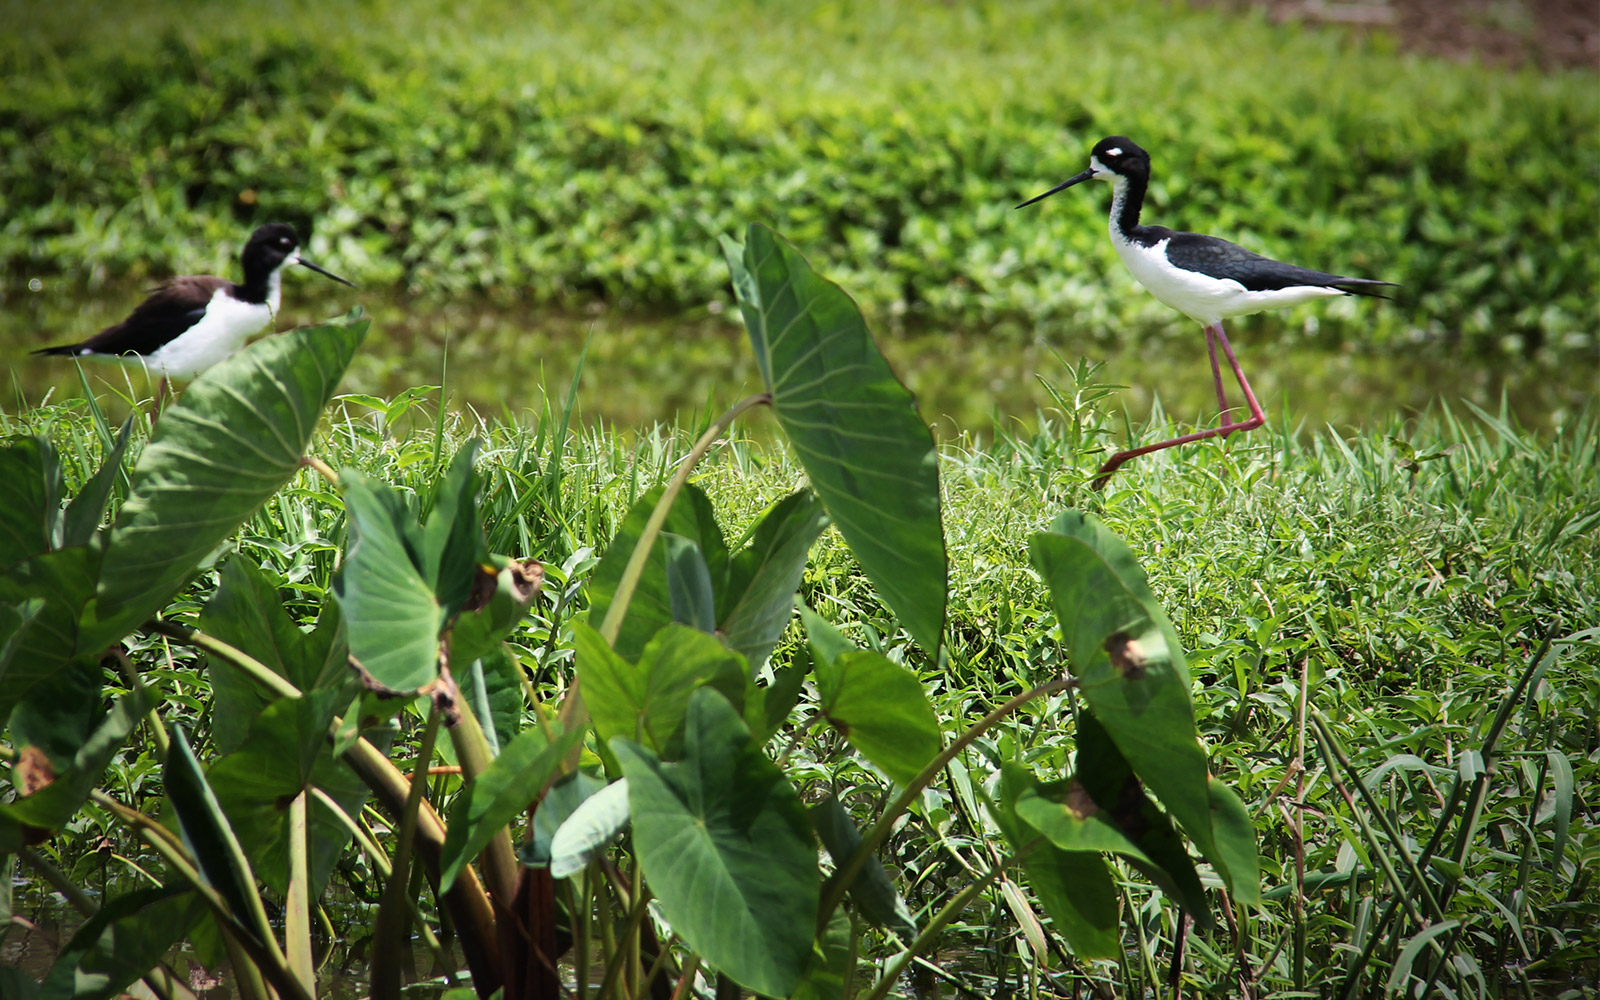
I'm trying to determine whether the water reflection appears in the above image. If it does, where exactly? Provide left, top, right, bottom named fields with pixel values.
left=4, top=289, right=1592, bottom=436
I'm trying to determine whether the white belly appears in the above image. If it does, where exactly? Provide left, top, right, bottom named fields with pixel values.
left=1111, top=231, right=1343, bottom=326
left=141, top=288, right=274, bottom=380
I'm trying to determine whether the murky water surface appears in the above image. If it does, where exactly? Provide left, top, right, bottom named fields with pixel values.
left=3, top=287, right=1593, bottom=436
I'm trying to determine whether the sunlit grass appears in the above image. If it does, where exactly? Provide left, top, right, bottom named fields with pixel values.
left=9, top=375, right=1593, bottom=995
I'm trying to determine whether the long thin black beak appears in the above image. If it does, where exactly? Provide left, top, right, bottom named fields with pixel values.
left=1016, top=167, right=1097, bottom=209
left=296, top=255, right=358, bottom=288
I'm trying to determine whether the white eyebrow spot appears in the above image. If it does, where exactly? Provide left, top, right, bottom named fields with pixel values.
left=1106, top=147, right=1123, bottom=157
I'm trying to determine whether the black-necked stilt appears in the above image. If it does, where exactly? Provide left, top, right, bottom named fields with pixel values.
left=33, top=222, right=355, bottom=382
left=1019, top=136, right=1396, bottom=489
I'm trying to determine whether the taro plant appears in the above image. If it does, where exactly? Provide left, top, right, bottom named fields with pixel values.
left=1, top=227, right=1260, bottom=999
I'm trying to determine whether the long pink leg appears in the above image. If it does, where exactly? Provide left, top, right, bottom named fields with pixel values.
left=1092, top=322, right=1265, bottom=490
left=1206, top=326, right=1233, bottom=428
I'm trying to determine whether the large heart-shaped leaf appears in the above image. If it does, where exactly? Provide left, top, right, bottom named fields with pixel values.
left=1029, top=510, right=1258, bottom=902
left=201, top=556, right=348, bottom=753
left=524, top=770, right=608, bottom=869
left=588, top=484, right=826, bottom=670
left=163, top=727, right=273, bottom=948
left=613, top=689, right=817, bottom=995
left=575, top=622, right=748, bottom=760
left=586, top=484, right=728, bottom=661
left=0, top=692, right=144, bottom=852
left=803, top=607, right=940, bottom=787
left=334, top=472, right=445, bottom=693
left=1017, top=712, right=1211, bottom=924
left=547, top=778, right=631, bottom=879
left=88, top=314, right=368, bottom=648
left=989, top=763, right=1120, bottom=960
left=723, top=225, right=946, bottom=654
left=208, top=691, right=366, bottom=896
left=37, top=887, right=201, bottom=1000
left=811, top=796, right=916, bottom=939
left=718, top=489, right=828, bottom=668
left=0, top=548, right=99, bottom=723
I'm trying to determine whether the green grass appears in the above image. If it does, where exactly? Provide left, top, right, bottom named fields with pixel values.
left=7, top=373, right=1594, bottom=996
left=3, top=0, right=1597, bottom=361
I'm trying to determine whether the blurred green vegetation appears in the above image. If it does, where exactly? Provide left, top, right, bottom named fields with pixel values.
left=2, top=0, right=1596, bottom=360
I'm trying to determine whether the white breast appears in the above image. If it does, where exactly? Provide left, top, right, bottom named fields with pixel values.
left=143, top=286, right=276, bottom=380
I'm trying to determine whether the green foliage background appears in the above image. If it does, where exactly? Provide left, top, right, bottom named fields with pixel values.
left=3, top=0, right=1596, bottom=358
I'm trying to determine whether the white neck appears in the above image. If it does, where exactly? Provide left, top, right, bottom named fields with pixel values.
left=1107, top=175, right=1133, bottom=244
left=266, top=267, right=283, bottom=318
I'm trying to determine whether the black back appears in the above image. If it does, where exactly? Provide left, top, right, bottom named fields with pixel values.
left=1156, top=229, right=1394, bottom=295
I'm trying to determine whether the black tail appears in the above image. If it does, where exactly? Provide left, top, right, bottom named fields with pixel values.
left=32, top=344, right=83, bottom=357
left=1334, top=278, right=1402, bottom=302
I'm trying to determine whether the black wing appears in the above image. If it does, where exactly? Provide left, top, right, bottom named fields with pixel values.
left=1159, top=230, right=1396, bottom=297
left=35, top=276, right=226, bottom=357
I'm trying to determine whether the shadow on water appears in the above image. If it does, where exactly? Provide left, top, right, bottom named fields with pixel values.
left=4, top=287, right=1593, bottom=438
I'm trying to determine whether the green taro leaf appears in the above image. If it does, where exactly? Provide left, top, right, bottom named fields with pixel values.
left=587, top=484, right=826, bottom=670
left=208, top=690, right=365, bottom=896
left=0, top=548, right=100, bottom=723
left=462, top=646, right=526, bottom=754
left=1029, top=510, right=1253, bottom=897
left=664, top=534, right=717, bottom=634
left=1028, top=712, right=1212, bottom=925
left=333, top=472, right=445, bottom=694
left=613, top=689, right=818, bottom=996
left=163, top=726, right=273, bottom=948
left=89, top=314, right=368, bottom=648
left=815, top=650, right=941, bottom=788
left=37, top=887, right=200, bottom=1000
left=1207, top=777, right=1262, bottom=906
left=0, top=435, right=62, bottom=570
left=723, top=225, right=946, bottom=654
left=416, top=440, right=486, bottom=619
left=792, top=910, right=854, bottom=1000
left=548, top=777, right=631, bottom=879
left=8, top=657, right=103, bottom=769
left=803, top=608, right=940, bottom=787
left=201, top=556, right=348, bottom=753
left=718, top=489, right=828, bottom=669
left=586, top=483, right=728, bottom=661
left=990, top=763, right=1120, bottom=960
left=0, top=692, right=144, bottom=853
left=574, top=621, right=748, bottom=760
left=811, top=796, right=916, bottom=939
left=439, top=721, right=582, bottom=891
left=524, top=770, right=607, bottom=869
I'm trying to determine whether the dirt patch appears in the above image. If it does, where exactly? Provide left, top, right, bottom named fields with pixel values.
left=1195, top=0, right=1599, bottom=72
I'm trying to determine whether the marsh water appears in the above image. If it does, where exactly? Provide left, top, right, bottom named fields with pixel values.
left=3, top=287, right=1593, bottom=438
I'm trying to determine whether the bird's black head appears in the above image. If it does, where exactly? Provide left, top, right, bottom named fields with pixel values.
left=1017, top=135, right=1151, bottom=209
left=241, top=222, right=356, bottom=288
left=242, top=223, right=303, bottom=272
left=1087, top=136, right=1150, bottom=181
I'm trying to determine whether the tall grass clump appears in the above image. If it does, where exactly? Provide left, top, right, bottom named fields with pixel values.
left=4, top=347, right=1592, bottom=995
